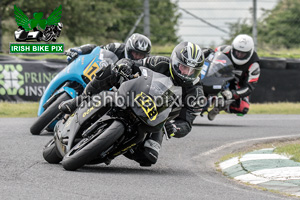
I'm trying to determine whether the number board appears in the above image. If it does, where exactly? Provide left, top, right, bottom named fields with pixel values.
left=135, top=92, right=158, bottom=121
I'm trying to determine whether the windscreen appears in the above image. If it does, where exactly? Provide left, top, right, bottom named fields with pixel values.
left=204, top=52, right=235, bottom=78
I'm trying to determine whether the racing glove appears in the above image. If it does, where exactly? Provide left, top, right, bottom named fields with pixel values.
left=66, top=48, right=82, bottom=63
left=115, top=58, right=134, bottom=78
left=202, top=48, right=215, bottom=58
left=221, top=90, right=233, bottom=100
left=165, top=121, right=180, bottom=138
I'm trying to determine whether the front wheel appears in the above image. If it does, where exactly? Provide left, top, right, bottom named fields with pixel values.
left=62, top=120, right=125, bottom=171
left=30, top=92, right=71, bottom=135
left=43, top=139, right=62, bottom=164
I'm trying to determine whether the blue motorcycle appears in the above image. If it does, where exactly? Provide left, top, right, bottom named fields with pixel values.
left=30, top=47, right=118, bottom=135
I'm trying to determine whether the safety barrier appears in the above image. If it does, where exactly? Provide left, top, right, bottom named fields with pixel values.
left=0, top=55, right=299, bottom=102
left=0, top=55, right=66, bottom=101
left=251, top=57, right=300, bottom=103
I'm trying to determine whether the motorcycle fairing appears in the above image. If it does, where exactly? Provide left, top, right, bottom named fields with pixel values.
left=38, top=47, right=118, bottom=115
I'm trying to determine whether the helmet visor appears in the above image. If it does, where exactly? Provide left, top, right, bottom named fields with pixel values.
left=171, top=55, right=201, bottom=81
left=130, top=50, right=149, bottom=60
left=232, top=48, right=252, bottom=60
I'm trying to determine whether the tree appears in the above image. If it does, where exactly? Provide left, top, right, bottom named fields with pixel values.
left=148, top=0, right=180, bottom=44
left=223, top=19, right=252, bottom=45
left=224, top=0, right=300, bottom=48
left=260, top=0, right=300, bottom=48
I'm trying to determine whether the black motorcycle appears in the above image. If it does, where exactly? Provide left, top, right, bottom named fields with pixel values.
left=43, top=67, right=182, bottom=171
left=199, top=52, right=236, bottom=117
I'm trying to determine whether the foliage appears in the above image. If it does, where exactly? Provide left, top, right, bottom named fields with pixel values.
left=223, top=19, right=252, bottom=45
left=0, top=0, right=179, bottom=47
left=147, top=0, right=180, bottom=44
left=224, top=0, right=300, bottom=49
left=260, top=0, right=300, bottom=48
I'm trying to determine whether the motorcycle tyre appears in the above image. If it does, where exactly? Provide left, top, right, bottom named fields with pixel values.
left=43, top=139, right=62, bottom=164
left=30, top=92, right=71, bottom=135
left=62, top=120, right=125, bottom=171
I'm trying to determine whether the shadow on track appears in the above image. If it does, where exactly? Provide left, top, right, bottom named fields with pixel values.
left=34, top=131, right=54, bottom=136
left=67, top=164, right=194, bottom=176
left=193, top=123, right=249, bottom=128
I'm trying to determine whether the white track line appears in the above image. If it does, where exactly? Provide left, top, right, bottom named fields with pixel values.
left=219, top=157, right=239, bottom=170
left=240, top=154, right=290, bottom=161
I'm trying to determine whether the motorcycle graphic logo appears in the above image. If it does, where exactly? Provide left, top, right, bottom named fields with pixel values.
left=14, top=5, right=63, bottom=42
left=0, top=65, right=25, bottom=96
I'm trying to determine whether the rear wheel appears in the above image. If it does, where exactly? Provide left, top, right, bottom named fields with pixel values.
left=62, top=121, right=125, bottom=171
left=30, top=92, right=71, bottom=135
left=43, top=139, right=62, bottom=164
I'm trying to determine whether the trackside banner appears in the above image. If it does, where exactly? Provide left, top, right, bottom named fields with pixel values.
left=0, top=56, right=66, bottom=101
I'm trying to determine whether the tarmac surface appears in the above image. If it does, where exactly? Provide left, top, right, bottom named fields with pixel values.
left=0, top=114, right=299, bottom=199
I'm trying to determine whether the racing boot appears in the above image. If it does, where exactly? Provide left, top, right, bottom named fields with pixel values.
left=207, top=107, right=219, bottom=121
left=142, top=130, right=164, bottom=166
left=123, top=131, right=163, bottom=167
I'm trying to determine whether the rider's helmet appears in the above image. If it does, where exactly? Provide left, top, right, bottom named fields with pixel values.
left=231, top=34, right=254, bottom=65
left=57, top=22, right=63, bottom=31
left=124, top=33, right=152, bottom=60
left=169, top=42, right=204, bottom=86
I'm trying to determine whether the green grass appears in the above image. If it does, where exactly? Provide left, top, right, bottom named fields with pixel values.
left=0, top=102, right=39, bottom=118
left=248, top=102, right=300, bottom=114
left=257, top=47, right=300, bottom=58
left=275, top=143, right=300, bottom=162
left=0, top=102, right=299, bottom=118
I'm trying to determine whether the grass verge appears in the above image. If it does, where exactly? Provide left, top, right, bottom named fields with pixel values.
left=0, top=102, right=39, bottom=118
left=274, top=143, right=300, bottom=162
left=217, top=139, right=300, bottom=198
left=248, top=102, right=300, bottom=114
left=0, top=102, right=299, bottom=118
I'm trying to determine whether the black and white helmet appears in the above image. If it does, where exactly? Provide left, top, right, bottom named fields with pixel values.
left=170, top=42, right=204, bottom=86
left=231, top=34, right=254, bottom=65
left=124, top=33, right=151, bottom=60
left=57, top=22, right=63, bottom=31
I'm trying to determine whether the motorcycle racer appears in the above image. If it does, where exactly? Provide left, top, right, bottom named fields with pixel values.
left=59, top=41, right=207, bottom=166
left=208, top=34, right=260, bottom=121
left=66, top=33, right=151, bottom=63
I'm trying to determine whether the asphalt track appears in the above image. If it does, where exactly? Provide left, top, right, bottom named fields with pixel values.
left=0, top=114, right=299, bottom=200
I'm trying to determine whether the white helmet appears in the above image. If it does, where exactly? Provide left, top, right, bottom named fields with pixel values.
left=231, top=34, right=254, bottom=65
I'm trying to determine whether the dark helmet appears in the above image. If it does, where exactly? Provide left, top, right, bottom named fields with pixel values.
left=125, top=33, right=152, bottom=60
left=169, top=42, right=204, bottom=86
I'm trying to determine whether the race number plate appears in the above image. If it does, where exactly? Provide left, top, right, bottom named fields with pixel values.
left=135, top=92, right=158, bottom=121
left=83, top=58, right=100, bottom=81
